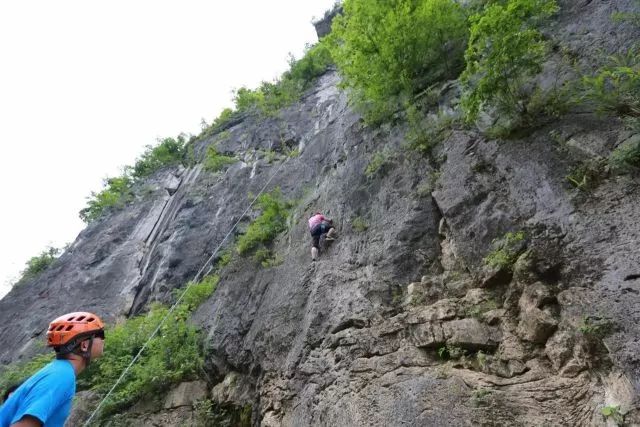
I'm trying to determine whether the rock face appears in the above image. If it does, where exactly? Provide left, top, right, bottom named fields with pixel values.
left=1, top=1, right=640, bottom=426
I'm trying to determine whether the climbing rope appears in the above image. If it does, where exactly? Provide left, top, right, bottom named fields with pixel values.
left=83, top=156, right=290, bottom=426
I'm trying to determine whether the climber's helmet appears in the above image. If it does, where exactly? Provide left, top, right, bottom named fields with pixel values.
left=46, top=312, right=105, bottom=360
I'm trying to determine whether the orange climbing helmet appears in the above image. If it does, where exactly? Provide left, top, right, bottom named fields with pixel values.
left=46, top=312, right=105, bottom=348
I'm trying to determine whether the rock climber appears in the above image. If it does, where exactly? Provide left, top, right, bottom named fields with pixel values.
left=308, top=212, right=337, bottom=261
left=0, top=312, right=105, bottom=427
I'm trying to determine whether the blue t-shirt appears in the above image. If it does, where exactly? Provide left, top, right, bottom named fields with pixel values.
left=0, top=359, right=76, bottom=427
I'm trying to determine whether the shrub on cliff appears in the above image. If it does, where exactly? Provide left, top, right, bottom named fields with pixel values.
left=14, top=246, right=63, bottom=285
left=131, top=135, right=188, bottom=179
left=329, top=0, right=468, bottom=124
left=80, top=135, right=190, bottom=223
left=236, top=188, right=293, bottom=256
left=461, top=0, right=559, bottom=126
left=79, top=175, right=134, bottom=223
left=80, top=275, right=218, bottom=418
left=204, top=146, right=236, bottom=173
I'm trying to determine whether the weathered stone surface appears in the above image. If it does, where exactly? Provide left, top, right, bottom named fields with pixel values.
left=443, top=318, right=501, bottom=350
left=163, top=380, right=208, bottom=409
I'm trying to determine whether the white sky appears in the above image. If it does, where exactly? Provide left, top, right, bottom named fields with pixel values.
left=0, top=0, right=337, bottom=299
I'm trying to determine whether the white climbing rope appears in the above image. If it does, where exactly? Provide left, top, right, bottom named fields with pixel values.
left=83, top=156, right=290, bottom=426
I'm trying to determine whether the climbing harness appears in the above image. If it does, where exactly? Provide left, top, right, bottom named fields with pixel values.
left=83, top=156, right=290, bottom=426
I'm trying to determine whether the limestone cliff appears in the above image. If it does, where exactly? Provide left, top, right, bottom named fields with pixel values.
left=1, top=1, right=639, bottom=425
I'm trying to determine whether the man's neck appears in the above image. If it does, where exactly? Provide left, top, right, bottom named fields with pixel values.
left=64, top=354, right=86, bottom=375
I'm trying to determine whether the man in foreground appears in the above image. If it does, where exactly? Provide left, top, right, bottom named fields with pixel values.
left=0, top=312, right=105, bottom=427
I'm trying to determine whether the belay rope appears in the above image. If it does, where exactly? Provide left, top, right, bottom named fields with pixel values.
left=83, top=156, right=290, bottom=426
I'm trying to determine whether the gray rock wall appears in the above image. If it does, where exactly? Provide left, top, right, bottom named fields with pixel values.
left=1, top=1, right=639, bottom=425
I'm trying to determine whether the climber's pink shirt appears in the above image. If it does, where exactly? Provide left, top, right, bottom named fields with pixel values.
left=308, top=214, right=325, bottom=230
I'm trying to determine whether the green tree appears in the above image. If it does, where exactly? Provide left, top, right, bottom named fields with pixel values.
left=131, top=135, right=187, bottom=179
left=14, top=246, right=63, bottom=285
left=329, top=0, right=469, bottom=123
left=461, top=0, right=559, bottom=123
left=79, top=175, right=134, bottom=223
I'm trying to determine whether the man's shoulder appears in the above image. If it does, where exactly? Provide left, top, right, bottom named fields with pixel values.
left=31, top=360, right=75, bottom=389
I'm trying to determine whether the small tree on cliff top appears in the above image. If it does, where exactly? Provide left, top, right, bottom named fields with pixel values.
left=329, top=0, right=468, bottom=123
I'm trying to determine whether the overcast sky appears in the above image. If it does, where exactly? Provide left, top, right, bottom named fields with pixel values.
left=0, top=0, right=337, bottom=299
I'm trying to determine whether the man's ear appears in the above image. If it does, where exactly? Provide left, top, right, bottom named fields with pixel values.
left=79, top=339, right=89, bottom=352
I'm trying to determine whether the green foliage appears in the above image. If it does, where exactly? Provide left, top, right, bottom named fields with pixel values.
left=609, top=138, right=640, bottom=173
left=471, top=387, right=492, bottom=407
left=216, top=249, right=233, bottom=269
left=230, top=41, right=333, bottom=117
left=330, top=0, right=469, bottom=123
left=0, top=353, right=54, bottom=400
left=579, top=316, right=613, bottom=339
left=612, top=0, right=640, bottom=26
left=253, top=248, right=284, bottom=268
left=80, top=134, right=190, bottom=223
left=79, top=175, right=134, bottom=223
left=81, top=276, right=217, bottom=418
left=601, top=405, right=624, bottom=425
left=365, top=149, right=394, bottom=178
left=351, top=216, right=369, bottom=232
left=131, top=135, right=187, bottom=179
left=580, top=46, right=640, bottom=118
left=215, top=108, right=235, bottom=126
left=204, top=146, right=236, bottom=173
left=261, top=149, right=278, bottom=164
left=16, top=246, right=62, bottom=285
left=461, top=0, right=559, bottom=124
left=437, top=345, right=466, bottom=360
left=407, top=105, right=459, bottom=154
left=466, top=299, right=498, bottom=319
left=236, top=189, right=294, bottom=256
left=194, top=399, right=252, bottom=427
left=484, top=231, right=527, bottom=271
left=566, top=158, right=608, bottom=190
left=476, top=350, right=487, bottom=369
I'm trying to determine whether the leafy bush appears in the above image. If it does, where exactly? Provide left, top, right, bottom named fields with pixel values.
left=81, top=276, right=218, bottom=418
left=365, top=150, right=393, bottom=178
left=612, top=0, right=640, bottom=26
left=131, top=135, right=187, bottom=179
left=566, top=158, right=608, bottom=190
left=407, top=105, right=459, bottom=154
left=579, top=316, right=614, bottom=339
left=461, top=0, right=559, bottom=125
left=601, top=405, right=624, bottom=425
left=351, top=216, right=369, bottom=232
left=330, top=0, right=468, bottom=123
left=15, top=246, right=63, bottom=285
left=79, top=175, right=134, bottom=223
left=204, top=146, right=236, bottom=173
left=229, top=41, right=333, bottom=118
left=236, top=189, right=294, bottom=256
left=609, top=138, right=640, bottom=173
left=484, top=231, right=527, bottom=271
left=253, top=248, right=284, bottom=268
left=80, top=134, right=190, bottom=223
left=580, top=47, right=640, bottom=120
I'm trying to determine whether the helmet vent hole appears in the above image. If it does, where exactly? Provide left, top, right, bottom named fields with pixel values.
left=49, top=326, right=55, bottom=331
left=56, top=325, right=65, bottom=331
left=65, top=325, right=74, bottom=331
left=68, top=316, right=76, bottom=321
left=87, top=317, right=95, bottom=322
left=77, top=315, right=86, bottom=321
